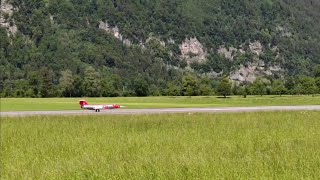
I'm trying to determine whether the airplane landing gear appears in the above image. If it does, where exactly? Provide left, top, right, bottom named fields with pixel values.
left=95, top=109, right=100, bottom=112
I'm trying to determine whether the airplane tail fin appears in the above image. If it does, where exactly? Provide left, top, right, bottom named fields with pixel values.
left=79, top=100, right=88, bottom=108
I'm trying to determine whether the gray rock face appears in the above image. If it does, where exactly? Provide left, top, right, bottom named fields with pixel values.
left=217, top=46, right=238, bottom=61
left=230, top=62, right=283, bottom=84
left=229, top=40, right=285, bottom=84
left=99, top=21, right=132, bottom=47
left=231, top=64, right=257, bottom=83
left=179, top=37, right=207, bottom=64
left=0, top=0, right=18, bottom=35
left=98, top=19, right=286, bottom=83
left=249, top=41, right=263, bottom=56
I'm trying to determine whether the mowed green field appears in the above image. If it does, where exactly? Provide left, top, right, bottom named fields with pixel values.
left=1, top=112, right=320, bottom=179
left=1, top=95, right=320, bottom=111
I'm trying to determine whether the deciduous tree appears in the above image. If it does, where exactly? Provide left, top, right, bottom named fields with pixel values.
left=272, top=80, right=287, bottom=96
left=83, top=66, right=102, bottom=97
left=217, top=77, right=232, bottom=98
left=59, top=69, right=74, bottom=97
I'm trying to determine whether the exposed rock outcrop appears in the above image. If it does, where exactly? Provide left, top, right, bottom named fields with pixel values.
left=0, top=0, right=18, bottom=36
left=230, top=61, right=283, bottom=84
left=1, top=0, right=13, bottom=15
left=180, top=37, right=207, bottom=64
left=217, top=46, right=238, bottom=61
left=249, top=41, right=263, bottom=56
left=99, top=21, right=132, bottom=46
left=231, top=64, right=257, bottom=83
left=228, top=41, right=284, bottom=83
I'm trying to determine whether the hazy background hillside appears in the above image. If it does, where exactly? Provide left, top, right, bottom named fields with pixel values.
left=1, top=0, right=320, bottom=97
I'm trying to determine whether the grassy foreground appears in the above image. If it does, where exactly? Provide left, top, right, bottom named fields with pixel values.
left=1, top=112, right=320, bottom=179
left=1, top=95, right=320, bottom=111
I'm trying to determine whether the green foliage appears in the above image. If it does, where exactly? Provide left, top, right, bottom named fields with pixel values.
left=39, top=67, right=56, bottom=97
left=167, top=81, right=182, bottom=96
left=314, top=65, right=320, bottom=78
left=217, top=77, right=232, bottom=97
left=133, top=77, right=149, bottom=97
left=83, top=66, right=102, bottom=97
left=316, top=78, right=320, bottom=93
left=284, top=77, right=296, bottom=95
left=271, top=80, right=287, bottom=96
left=182, top=74, right=200, bottom=96
left=296, top=76, right=317, bottom=95
left=250, top=78, right=269, bottom=96
left=1, top=0, right=320, bottom=97
left=101, top=79, right=119, bottom=97
left=59, top=69, right=74, bottom=97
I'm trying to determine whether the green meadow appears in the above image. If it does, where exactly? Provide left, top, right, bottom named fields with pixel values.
left=1, top=112, right=320, bottom=179
left=1, top=95, right=320, bottom=111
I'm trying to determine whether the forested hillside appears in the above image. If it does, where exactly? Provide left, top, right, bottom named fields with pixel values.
left=1, top=0, right=320, bottom=97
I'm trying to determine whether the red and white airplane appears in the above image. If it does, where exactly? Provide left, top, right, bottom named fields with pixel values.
left=79, top=100, right=124, bottom=112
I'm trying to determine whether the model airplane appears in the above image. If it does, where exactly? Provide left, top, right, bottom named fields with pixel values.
left=79, top=100, right=124, bottom=112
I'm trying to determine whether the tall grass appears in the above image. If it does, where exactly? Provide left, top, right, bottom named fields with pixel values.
left=1, top=112, right=320, bottom=179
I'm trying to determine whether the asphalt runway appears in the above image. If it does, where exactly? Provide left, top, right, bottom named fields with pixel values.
left=2, top=105, right=320, bottom=117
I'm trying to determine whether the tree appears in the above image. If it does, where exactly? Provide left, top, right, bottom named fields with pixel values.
left=285, top=77, right=296, bottom=95
left=133, top=77, right=149, bottom=97
left=272, top=80, right=287, bottom=96
left=149, top=84, right=161, bottom=96
left=251, top=78, right=268, bottom=96
left=293, top=83, right=303, bottom=95
left=101, top=79, right=119, bottom=97
left=59, top=70, right=74, bottom=97
left=315, top=77, right=320, bottom=94
left=182, top=74, right=200, bottom=96
left=238, top=85, right=250, bottom=98
left=313, top=65, right=320, bottom=77
left=217, top=77, right=232, bottom=98
left=27, top=71, right=41, bottom=97
left=1, top=80, right=14, bottom=97
left=83, top=66, right=102, bottom=97
left=199, top=84, right=213, bottom=96
left=297, top=76, right=317, bottom=95
left=71, top=75, right=84, bottom=97
left=39, top=67, right=56, bottom=97
left=244, top=86, right=251, bottom=98
left=1, top=0, right=320, bottom=98
left=167, top=81, right=182, bottom=96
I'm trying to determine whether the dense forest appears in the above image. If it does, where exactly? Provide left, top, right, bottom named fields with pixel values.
left=0, top=0, right=320, bottom=97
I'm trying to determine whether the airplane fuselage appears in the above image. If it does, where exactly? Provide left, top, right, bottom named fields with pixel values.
left=79, top=100, right=122, bottom=112
left=81, top=104, right=121, bottom=112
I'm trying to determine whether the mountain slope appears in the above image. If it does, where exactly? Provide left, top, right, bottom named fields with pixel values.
left=1, top=0, right=320, bottom=97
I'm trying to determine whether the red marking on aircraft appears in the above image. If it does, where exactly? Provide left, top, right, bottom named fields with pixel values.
left=79, top=100, right=124, bottom=112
